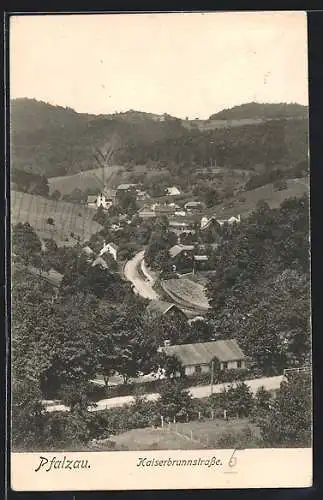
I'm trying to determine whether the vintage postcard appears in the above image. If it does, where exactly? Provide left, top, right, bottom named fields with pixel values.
left=9, top=11, right=312, bottom=491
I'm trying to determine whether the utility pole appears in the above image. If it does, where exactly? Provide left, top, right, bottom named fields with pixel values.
left=210, top=360, right=214, bottom=395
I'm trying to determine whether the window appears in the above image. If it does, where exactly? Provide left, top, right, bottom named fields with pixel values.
left=222, top=362, right=228, bottom=370
left=237, top=360, right=242, bottom=369
left=195, top=365, right=201, bottom=374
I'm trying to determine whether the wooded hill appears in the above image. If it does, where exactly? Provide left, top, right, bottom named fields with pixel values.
left=209, top=102, right=307, bottom=120
left=11, top=98, right=308, bottom=179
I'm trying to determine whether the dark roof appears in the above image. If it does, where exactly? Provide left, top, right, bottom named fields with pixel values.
left=146, top=300, right=178, bottom=316
left=163, top=340, right=246, bottom=365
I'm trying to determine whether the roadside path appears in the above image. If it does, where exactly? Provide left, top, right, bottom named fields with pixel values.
left=45, top=375, right=284, bottom=413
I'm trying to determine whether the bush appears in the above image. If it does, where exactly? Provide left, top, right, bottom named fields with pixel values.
left=216, top=426, right=261, bottom=449
left=273, top=179, right=288, bottom=191
left=258, top=372, right=311, bottom=447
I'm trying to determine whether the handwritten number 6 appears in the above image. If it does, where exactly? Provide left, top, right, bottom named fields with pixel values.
left=229, top=450, right=237, bottom=468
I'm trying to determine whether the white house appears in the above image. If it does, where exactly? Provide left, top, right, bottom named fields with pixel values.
left=185, top=201, right=204, bottom=211
left=136, top=190, right=150, bottom=201
left=87, top=193, right=113, bottom=210
left=166, top=186, right=181, bottom=196
left=217, top=215, right=241, bottom=226
left=99, top=241, right=118, bottom=261
left=227, top=215, right=241, bottom=224
left=201, top=214, right=241, bottom=228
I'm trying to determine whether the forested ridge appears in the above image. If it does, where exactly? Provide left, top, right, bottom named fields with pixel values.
left=11, top=98, right=308, bottom=179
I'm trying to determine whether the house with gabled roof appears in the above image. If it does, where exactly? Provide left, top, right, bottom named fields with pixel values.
left=166, top=186, right=181, bottom=196
left=161, top=339, right=247, bottom=377
left=146, top=300, right=187, bottom=321
left=99, top=241, right=118, bottom=261
left=169, top=244, right=195, bottom=259
left=92, top=256, right=109, bottom=269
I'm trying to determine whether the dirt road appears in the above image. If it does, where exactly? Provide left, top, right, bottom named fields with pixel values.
left=123, top=250, right=159, bottom=300
left=45, top=375, right=284, bottom=413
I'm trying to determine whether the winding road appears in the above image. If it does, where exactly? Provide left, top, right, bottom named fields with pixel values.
left=123, top=250, right=159, bottom=300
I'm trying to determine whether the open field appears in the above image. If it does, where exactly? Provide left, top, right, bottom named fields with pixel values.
left=161, top=278, right=209, bottom=312
left=101, top=418, right=261, bottom=451
left=11, top=190, right=103, bottom=246
left=170, top=418, right=261, bottom=448
left=207, top=177, right=309, bottom=219
left=48, top=164, right=124, bottom=195
left=109, top=427, right=204, bottom=450
left=48, top=164, right=170, bottom=196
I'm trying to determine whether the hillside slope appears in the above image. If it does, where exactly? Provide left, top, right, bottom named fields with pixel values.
left=11, top=98, right=185, bottom=178
left=11, top=99, right=308, bottom=180
left=209, top=102, right=307, bottom=120
left=11, top=190, right=103, bottom=246
left=206, top=177, right=309, bottom=219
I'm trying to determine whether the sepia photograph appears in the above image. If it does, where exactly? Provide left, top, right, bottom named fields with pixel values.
left=9, top=11, right=311, bottom=491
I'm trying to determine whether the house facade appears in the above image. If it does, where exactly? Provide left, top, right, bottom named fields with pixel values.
left=146, top=300, right=188, bottom=322
left=162, top=339, right=247, bottom=377
left=166, top=186, right=181, bottom=196
left=87, top=189, right=117, bottom=210
left=99, top=241, right=118, bottom=261
left=168, top=218, right=196, bottom=235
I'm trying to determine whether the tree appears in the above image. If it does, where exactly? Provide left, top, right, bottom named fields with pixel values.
left=254, top=386, right=272, bottom=417
left=51, top=189, right=61, bottom=201
left=118, top=191, right=137, bottom=214
left=209, top=383, right=254, bottom=418
left=58, top=381, right=96, bottom=412
left=12, top=222, right=42, bottom=265
left=43, top=238, right=58, bottom=254
left=93, top=205, right=107, bottom=226
left=47, top=217, right=55, bottom=226
left=259, top=372, right=311, bottom=447
left=206, top=197, right=310, bottom=375
left=158, top=379, right=193, bottom=421
left=158, top=352, right=183, bottom=377
left=12, top=379, right=47, bottom=450
left=226, top=382, right=254, bottom=418
left=273, top=179, right=288, bottom=191
left=204, top=187, right=219, bottom=208
left=187, top=319, right=214, bottom=343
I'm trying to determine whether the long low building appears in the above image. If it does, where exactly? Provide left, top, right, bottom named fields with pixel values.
left=162, top=339, right=247, bottom=376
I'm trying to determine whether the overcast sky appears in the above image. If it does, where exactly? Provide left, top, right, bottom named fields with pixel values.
left=10, top=12, right=308, bottom=119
